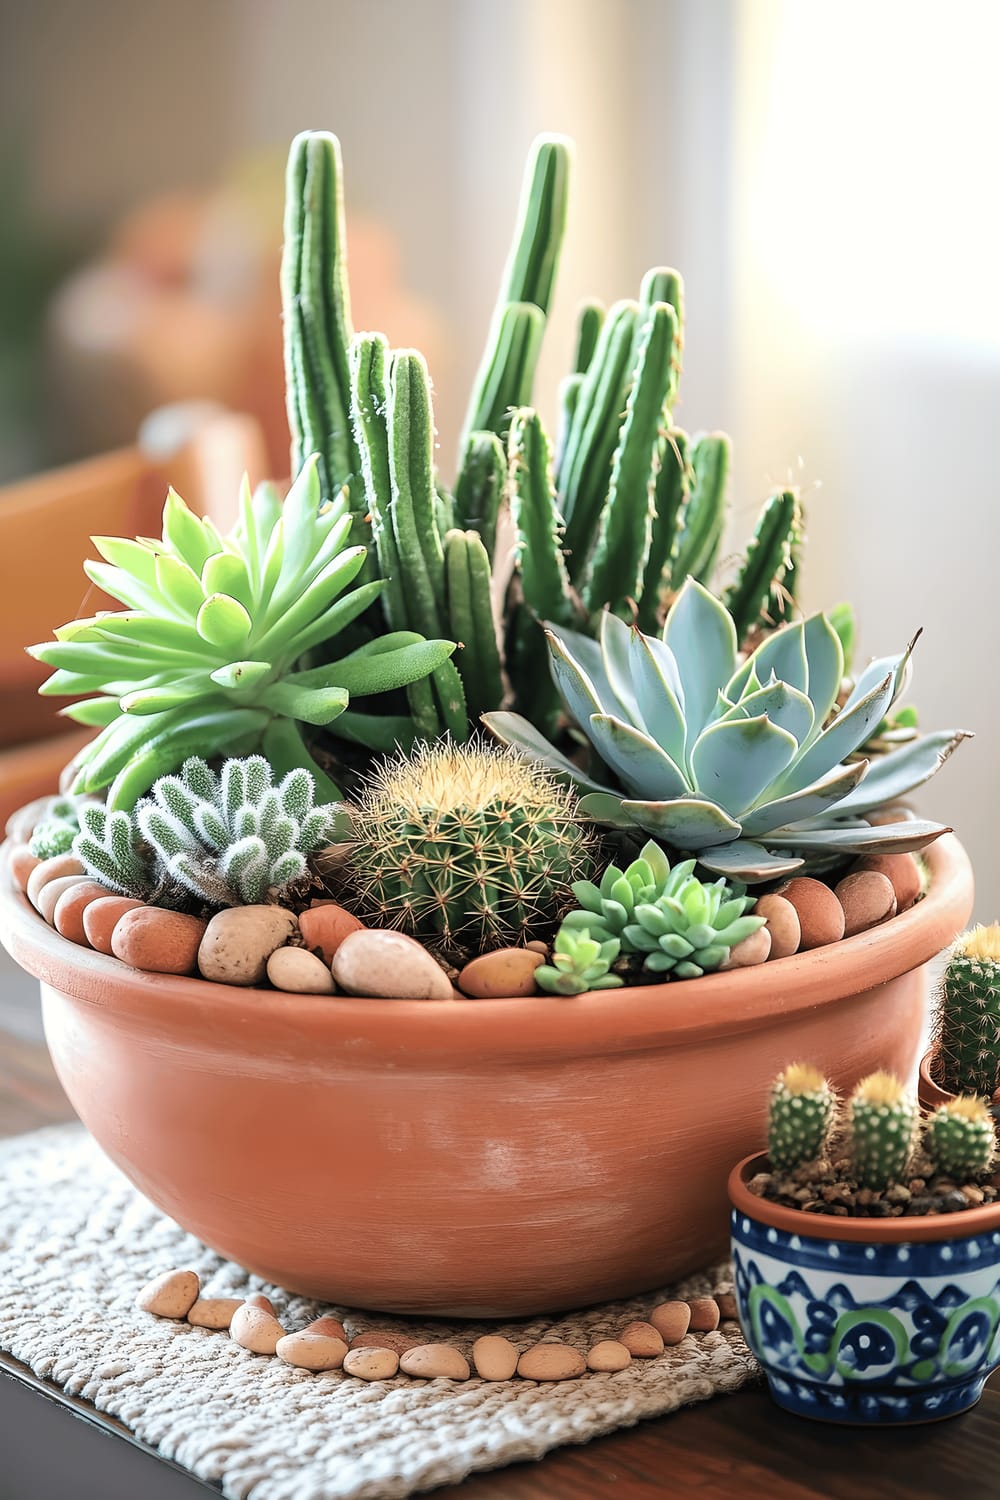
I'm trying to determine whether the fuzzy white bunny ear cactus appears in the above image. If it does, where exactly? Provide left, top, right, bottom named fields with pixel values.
left=74, top=756, right=347, bottom=908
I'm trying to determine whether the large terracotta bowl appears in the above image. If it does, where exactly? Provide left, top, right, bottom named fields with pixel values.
left=0, top=837, right=973, bottom=1317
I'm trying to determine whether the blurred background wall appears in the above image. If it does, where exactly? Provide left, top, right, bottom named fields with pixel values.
left=0, top=0, right=995, bottom=908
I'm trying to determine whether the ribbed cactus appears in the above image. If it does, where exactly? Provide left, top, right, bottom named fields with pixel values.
left=134, top=756, right=345, bottom=907
left=338, top=741, right=597, bottom=960
left=934, top=926, right=1000, bottom=1098
left=848, top=1073, right=920, bottom=1191
left=925, top=1096, right=997, bottom=1180
left=767, top=1064, right=837, bottom=1172
left=724, top=489, right=802, bottom=642
left=535, top=928, right=623, bottom=996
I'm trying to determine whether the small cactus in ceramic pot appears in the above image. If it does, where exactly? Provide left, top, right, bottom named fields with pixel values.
left=848, top=1071, right=921, bottom=1191
left=925, top=1096, right=997, bottom=1179
left=933, top=924, right=1000, bottom=1099
left=767, top=1063, right=837, bottom=1172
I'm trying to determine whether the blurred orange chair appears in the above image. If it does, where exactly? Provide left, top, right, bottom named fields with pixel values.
left=0, top=403, right=267, bottom=828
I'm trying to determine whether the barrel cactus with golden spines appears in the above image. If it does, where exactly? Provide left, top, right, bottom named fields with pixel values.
left=485, top=577, right=969, bottom=882
left=767, top=1064, right=838, bottom=1173
left=337, top=741, right=597, bottom=961
left=933, top=925, right=1000, bottom=1099
left=925, top=1097, right=997, bottom=1180
left=848, top=1073, right=920, bottom=1191
left=27, top=460, right=457, bottom=808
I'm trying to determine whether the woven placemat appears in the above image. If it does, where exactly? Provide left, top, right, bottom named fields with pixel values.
left=0, top=1124, right=757, bottom=1499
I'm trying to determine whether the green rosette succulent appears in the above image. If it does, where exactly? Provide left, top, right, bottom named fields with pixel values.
left=485, top=577, right=969, bottom=882
left=556, top=839, right=763, bottom=979
left=535, top=928, right=623, bottom=996
left=28, top=459, right=456, bottom=808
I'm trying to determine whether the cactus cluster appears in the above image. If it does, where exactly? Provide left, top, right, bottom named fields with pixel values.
left=933, top=925, right=1000, bottom=1099
left=73, top=756, right=343, bottom=908
left=767, top=1065, right=997, bottom=1196
left=549, top=840, right=762, bottom=982
left=28, top=798, right=81, bottom=860
left=283, top=130, right=805, bottom=745
left=28, top=462, right=456, bottom=808
left=767, top=1064, right=838, bottom=1172
left=336, top=740, right=597, bottom=960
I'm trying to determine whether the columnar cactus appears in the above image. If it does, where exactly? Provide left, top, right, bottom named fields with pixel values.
left=767, top=1064, right=838, bottom=1172
left=934, top=926, right=1000, bottom=1099
left=925, top=1096, right=997, bottom=1180
left=848, top=1073, right=920, bottom=1191
left=338, top=741, right=597, bottom=960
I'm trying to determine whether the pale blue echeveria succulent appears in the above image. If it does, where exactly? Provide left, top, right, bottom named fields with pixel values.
left=484, top=578, right=969, bottom=882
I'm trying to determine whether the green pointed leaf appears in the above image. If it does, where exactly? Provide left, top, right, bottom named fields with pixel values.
left=483, top=711, right=614, bottom=794
left=690, top=715, right=798, bottom=817
left=739, top=758, right=869, bottom=836
left=834, top=729, right=972, bottom=816
left=618, top=797, right=742, bottom=850
left=587, top=713, right=689, bottom=800
left=196, top=594, right=252, bottom=651
left=629, top=630, right=687, bottom=763
left=663, top=578, right=737, bottom=748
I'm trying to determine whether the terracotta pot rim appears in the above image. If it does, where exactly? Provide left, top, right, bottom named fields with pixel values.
left=728, top=1150, right=1000, bottom=1243
left=918, top=1046, right=954, bottom=1109
left=0, top=833, right=973, bottom=1057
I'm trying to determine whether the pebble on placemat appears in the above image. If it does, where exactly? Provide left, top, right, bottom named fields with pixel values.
left=517, top=1343, right=586, bottom=1381
left=472, top=1335, right=519, bottom=1381
left=399, top=1343, right=471, bottom=1380
left=619, top=1320, right=664, bottom=1357
left=349, top=1330, right=420, bottom=1356
left=687, top=1297, right=721, bottom=1332
left=343, top=1347, right=400, bottom=1381
left=649, top=1301, right=691, bottom=1345
left=135, top=1268, right=200, bottom=1319
left=187, top=1297, right=243, bottom=1329
left=714, top=1292, right=738, bottom=1322
left=230, top=1302, right=286, bottom=1354
left=276, top=1330, right=349, bottom=1371
left=587, top=1340, right=632, bottom=1372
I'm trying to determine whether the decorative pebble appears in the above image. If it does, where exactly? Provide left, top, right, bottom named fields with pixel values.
left=854, top=852, right=921, bottom=911
left=83, top=897, right=146, bottom=956
left=471, top=1334, right=520, bottom=1381
left=135, top=1269, right=200, bottom=1319
left=586, top=1339, right=632, bottom=1372
left=187, top=1297, right=243, bottom=1330
left=457, top=947, right=545, bottom=998
left=834, top=870, right=897, bottom=937
left=266, top=945, right=336, bottom=994
left=245, top=1293, right=276, bottom=1313
left=53, top=881, right=116, bottom=945
left=687, top=1297, right=721, bottom=1332
left=349, top=1330, right=421, bottom=1356
left=714, top=1292, right=738, bottom=1322
left=399, top=1343, right=471, bottom=1380
left=230, top=1303, right=286, bottom=1354
left=9, top=844, right=40, bottom=893
left=332, top=929, right=454, bottom=1001
left=308, top=1316, right=348, bottom=1342
left=26, top=855, right=85, bottom=911
left=720, top=926, right=771, bottom=969
left=619, top=1320, right=664, bottom=1357
left=525, top=940, right=549, bottom=956
left=343, top=1347, right=399, bottom=1381
left=298, top=903, right=366, bottom=965
left=751, top=893, right=801, bottom=960
left=37, top=874, right=89, bottom=926
left=276, top=1330, right=349, bottom=1371
left=776, top=877, right=845, bottom=950
left=517, top=1343, right=586, bottom=1381
left=198, top=906, right=297, bottom=986
left=649, top=1301, right=691, bottom=1345
left=111, top=908, right=207, bottom=976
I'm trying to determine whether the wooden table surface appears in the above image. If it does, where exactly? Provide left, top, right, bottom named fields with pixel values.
left=0, top=960, right=992, bottom=1499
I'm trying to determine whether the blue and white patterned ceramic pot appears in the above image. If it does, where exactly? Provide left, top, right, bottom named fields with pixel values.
left=729, top=1152, right=1000, bottom=1424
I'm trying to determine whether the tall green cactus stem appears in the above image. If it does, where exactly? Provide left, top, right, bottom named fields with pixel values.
left=635, top=267, right=683, bottom=404
left=848, top=1073, right=920, bottom=1191
left=671, top=432, right=730, bottom=585
left=765, top=491, right=803, bottom=628
left=582, top=303, right=678, bottom=614
left=934, top=925, right=1000, bottom=1098
left=559, top=299, right=639, bottom=576
left=444, top=530, right=504, bottom=721
left=387, top=350, right=445, bottom=621
left=460, top=135, right=571, bottom=462
left=573, top=300, right=604, bottom=374
left=462, top=302, right=545, bottom=447
left=349, top=334, right=405, bottom=625
left=636, top=429, right=689, bottom=632
left=281, top=132, right=361, bottom=519
left=453, top=431, right=505, bottom=563
left=925, top=1096, right=997, bottom=1179
left=724, top=488, right=800, bottom=643
left=767, top=1064, right=837, bottom=1172
left=508, top=409, right=576, bottom=628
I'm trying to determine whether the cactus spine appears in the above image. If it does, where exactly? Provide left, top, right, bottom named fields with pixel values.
left=925, top=1096, right=997, bottom=1180
left=338, top=741, right=597, bottom=960
left=848, top=1073, right=920, bottom=1191
left=767, top=1064, right=837, bottom=1172
left=934, top=926, right=1000, bottom=1099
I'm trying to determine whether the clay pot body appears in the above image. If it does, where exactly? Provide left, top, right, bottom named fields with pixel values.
left=0, top=837, right=973, bottom=1317
left=730, top=1150, right=1000, bottom=1423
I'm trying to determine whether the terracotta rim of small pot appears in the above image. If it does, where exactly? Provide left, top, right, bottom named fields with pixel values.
left=918, top=1047, right=953, bottom=1110
left=729, top=1150, right=1000, bottom=1243
left=0, top=833, right=973, bottom=1061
